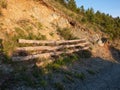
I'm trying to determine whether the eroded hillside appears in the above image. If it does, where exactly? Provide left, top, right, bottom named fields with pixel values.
left=0, top=0, right=70, bottom=40
left=0, top=0, right=120, bottom=90
left=0, top=0, right=106, bottom=55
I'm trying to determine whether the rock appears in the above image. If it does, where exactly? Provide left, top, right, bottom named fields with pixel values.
left=98, top=40, right=104, bottom=46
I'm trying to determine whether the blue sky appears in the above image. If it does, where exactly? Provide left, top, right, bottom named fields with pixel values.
left=75, top=0, right=120, bottom=17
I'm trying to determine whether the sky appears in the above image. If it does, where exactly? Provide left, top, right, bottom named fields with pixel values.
left=75, top=0, right=120, bottom=17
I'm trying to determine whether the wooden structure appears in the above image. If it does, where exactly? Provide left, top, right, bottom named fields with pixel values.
left=12, top=39, right=90, bottom=61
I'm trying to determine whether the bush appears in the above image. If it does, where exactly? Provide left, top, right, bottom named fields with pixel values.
left=35, top=22, right=42, bottom=30
left=57, top=28, right=77, bottom=40
left=27, top=33, right=47, bottom=40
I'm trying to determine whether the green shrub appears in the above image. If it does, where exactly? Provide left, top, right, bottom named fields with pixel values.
left=47, top=63, right=61, bottom=72
left=35, top=22, right=42, bottom=30
left=57, top=28, right=77, bottom=40
left=14, top=27, right=26, bottom=39
left=49, top=32, right=54, bottom=37
left=36, top=33, right=47, bottom=40
left=74, top=72, right=85, bottom=80
left=86, top=69, right=96, bottom=75
left=27, top=33, right=47, bottom=40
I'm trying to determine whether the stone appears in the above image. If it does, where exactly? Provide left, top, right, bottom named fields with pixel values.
left=98, top=40, right=104, bottom=46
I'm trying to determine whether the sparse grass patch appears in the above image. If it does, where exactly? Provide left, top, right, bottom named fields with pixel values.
left=35, top=22, right=42, bottom=30
left=17, top=19, right=33, bottom=31
left=57, top=27, right=77, bottom=40
left=12, top=65, right=48, bottom=88
left=14, top=27, right=28, bottom=42
left=46, top=54, right=78, bottom=72
left=63, top=70, right=85, bottom=80
left=25, top=33, right=46, bottom=40
left=39, top=79, right=47, bottom=87
left=37, top=33, right=47, bottom=40
left=86, top=69, right=96, bottom=75
left=0, top=0, right=7, bottom=8
left=17, top=19, right=30, bottom=27
left=74, top=72, right=86, bottom=80
left=49, top=32, right=54, bottom=37
left=47, top=63, right=61, bottom=72
left=3, top=38, right=17, bottom=56
left=65, top=75, right=74, bottom=82
left=54, top=82, right=65, bottom=90
left=24, top=25, right=33, bottom=31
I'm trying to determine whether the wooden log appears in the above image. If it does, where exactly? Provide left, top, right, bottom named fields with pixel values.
left=16, top=42, right=89, bottom=51
left=12, top=47, right=89, bottom=61
left=18, top=39, right=87, bottom=45
left=12, top=53, right=52, bottom=61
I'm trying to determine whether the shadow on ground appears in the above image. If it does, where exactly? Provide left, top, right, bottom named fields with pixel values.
left=0, top=45, right=120, bottom=90
left=109, top=46, right=120, bottom=62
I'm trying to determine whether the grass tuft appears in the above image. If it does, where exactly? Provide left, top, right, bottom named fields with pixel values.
left=54, top=82, right=65, bottom=90
left=86, top=69, right=96, bottom=75
left=0, top=0, right=7, bottom=8
left=57, top=27, right=77, bottom=40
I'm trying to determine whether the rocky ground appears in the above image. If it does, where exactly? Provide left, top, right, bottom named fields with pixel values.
left=0, top=47, right=120, bottom=90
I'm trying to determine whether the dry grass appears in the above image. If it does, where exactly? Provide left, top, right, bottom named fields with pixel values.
left=0, top=0, right=7, bottom=8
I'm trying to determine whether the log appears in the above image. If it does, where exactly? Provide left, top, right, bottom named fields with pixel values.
left=18, top=39, right=87, bottom=45
left=12, top=53, right=52, bottom=61
left=16, top=42, right=89, bottom=51
left=12, top=47, right=89, bottom=61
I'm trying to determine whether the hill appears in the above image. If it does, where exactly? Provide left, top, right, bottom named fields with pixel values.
left=0, top=0, right=120, bottom=89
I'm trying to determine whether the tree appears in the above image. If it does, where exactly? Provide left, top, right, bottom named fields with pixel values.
left=80, top=5, right=85, bottom=15
left=67, top=0, right=77, bottom=12
left=85, top=8, right=95, bottom=23
left=56, top=0, right=67, bottom=6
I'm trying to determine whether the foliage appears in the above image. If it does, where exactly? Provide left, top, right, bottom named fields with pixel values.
left=49, top=32, right=54, bottom=37
left=54, top=82, right=65, bottom=90
left=57, top=28, right=77, bottom=40
left=67, top=0, right=77, bottom=12
left=74, top=72, right=86, bottom=80
left=56, top=0, right=120, bottom=40
left=0, top=0, right=7, bottom=8
left=35, top=22, right=42, bottom=30
left=86, top=69, right=96, bottom=75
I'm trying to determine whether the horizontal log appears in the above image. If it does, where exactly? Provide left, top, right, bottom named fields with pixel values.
left=12, top=47, right=89, bottom=61
left=27, top=46, right=89, bottom=55
left=16, top=42, right=89, bottom=51
left=18, top=39, right=87, bottom=45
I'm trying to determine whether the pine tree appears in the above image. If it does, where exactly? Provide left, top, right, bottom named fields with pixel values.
left=67, top=0, right=77, bottom=12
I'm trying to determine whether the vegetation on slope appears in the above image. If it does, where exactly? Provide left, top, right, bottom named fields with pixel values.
left=55, top=0, right=120, bottom=40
